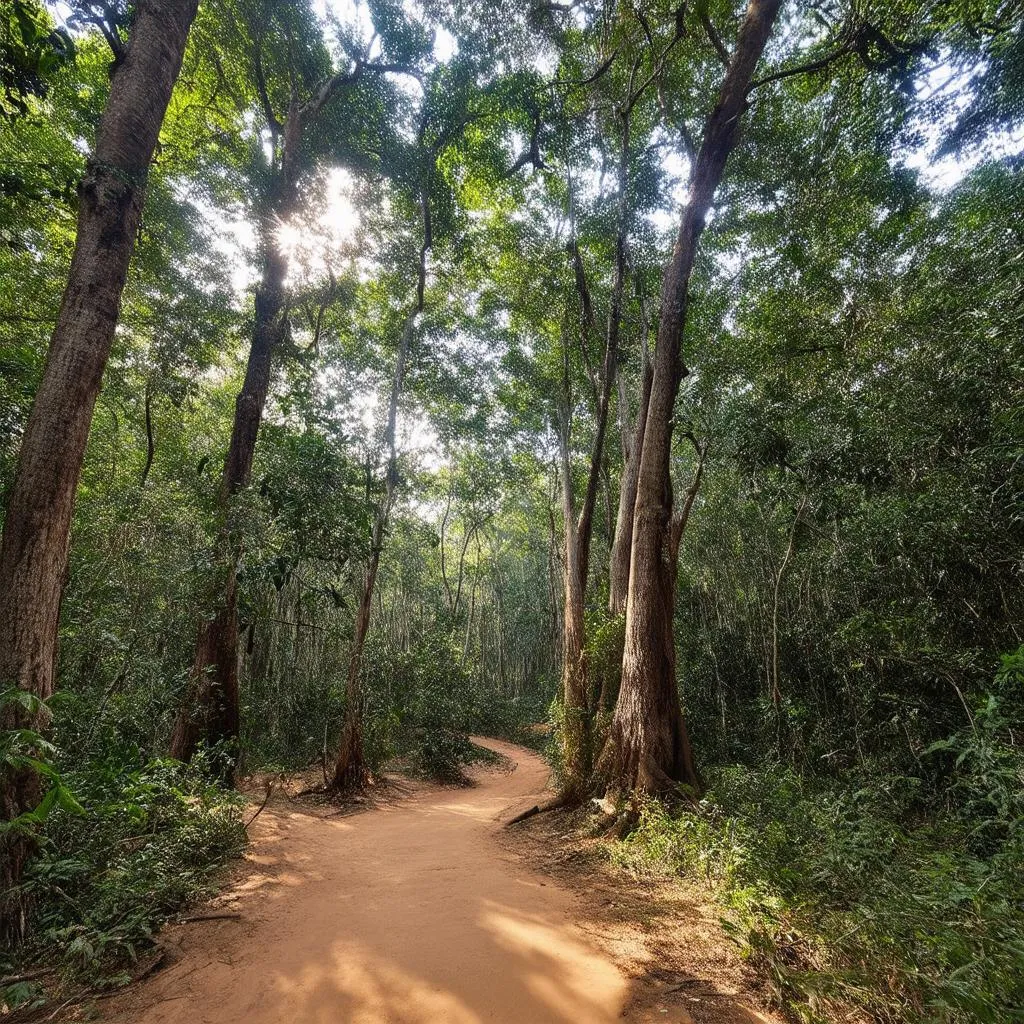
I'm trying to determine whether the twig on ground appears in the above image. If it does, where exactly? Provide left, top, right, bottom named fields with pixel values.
left=0, top=968, right=50, bottom=986
left=244, top=781, right=273, bottom=828
left=43, top=997, right=75, bottom=1021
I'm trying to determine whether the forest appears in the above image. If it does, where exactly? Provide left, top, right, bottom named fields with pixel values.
left=0, top=0, right=1022, bottom=1021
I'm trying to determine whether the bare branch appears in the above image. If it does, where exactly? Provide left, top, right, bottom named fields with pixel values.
left=70, top=3, right=126, bottom=64
left=253, top=36, right=282, bottom=133
left=299, top=58, right=423, bottom=126
left=502, top=108, right=547, bottom=178
left=699, top=9, right=730, bottom=66
left=747, top=31, right=857, bottom=92
left=568, top=238, right=601, bottom=405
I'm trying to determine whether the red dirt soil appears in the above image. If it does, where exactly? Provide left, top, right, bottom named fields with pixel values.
left=96, top=738, right=778, bottom=1024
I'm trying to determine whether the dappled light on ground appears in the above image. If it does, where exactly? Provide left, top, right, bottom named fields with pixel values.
left=99, top=740, right=769, bottom=1024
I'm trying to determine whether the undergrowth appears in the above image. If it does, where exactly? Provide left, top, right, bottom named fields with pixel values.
left=1, top=748, right=245, bottom=1012
left=610, top=651, right=1024, bottom=1024
left=401, top=728, right=504, bottom=784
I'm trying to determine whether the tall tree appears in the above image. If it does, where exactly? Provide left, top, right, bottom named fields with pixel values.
left=0, top=0, right=200, bottom=946
left=329, top=58, right=487, bottom=792
left=603, top=0, right=782, bottom=797
left=328, top=206, right=427, bottom=792
left=558, top=89, right=636, bottom=798
left=169, top=1, right=422, bottom=774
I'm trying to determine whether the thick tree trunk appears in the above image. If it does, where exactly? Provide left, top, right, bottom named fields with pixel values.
left=169, top=108, right=301, bottom=774
left=0, top=0, right=199, bottom=948
left=606, top=0, right=782, bottom=798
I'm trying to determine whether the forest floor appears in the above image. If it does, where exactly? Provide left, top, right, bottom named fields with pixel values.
left=89, top=739, right=779, bottom=1024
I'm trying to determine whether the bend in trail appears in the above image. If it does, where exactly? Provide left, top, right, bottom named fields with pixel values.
left=101, top=739, right=772, bottom=1024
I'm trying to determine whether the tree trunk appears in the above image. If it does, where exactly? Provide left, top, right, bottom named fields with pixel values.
left=168, top=243, right=289, bottom=772
left=0, top=0, right=199, bottom=948
left=557, top=110, right=634, bottom=790
left=329, top=292, right=420, bottom=794
left=169, top=109, right=301, bottom=775
left=608, top=342, right=652, bottom=616
left=330, top=539, right=381, bottom=791
left=558, top=111, right=633, bottom=794
left=326, top=173, right=434, bottom=794
left=558, top=396, right=592, bottom=799
left=605, top=0, right=782, bottom=798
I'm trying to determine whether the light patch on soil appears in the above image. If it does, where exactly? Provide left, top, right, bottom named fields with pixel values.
left=501, top=801, right=782, bottom=1024
left=50, top=739, right=782, bottom=1024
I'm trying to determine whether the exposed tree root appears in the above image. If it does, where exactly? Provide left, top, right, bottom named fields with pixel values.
left=505, top=794, right=572, bottom=826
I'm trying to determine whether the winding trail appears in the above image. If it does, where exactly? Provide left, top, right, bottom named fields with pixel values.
left=101, top=739, right=770, bottom=1024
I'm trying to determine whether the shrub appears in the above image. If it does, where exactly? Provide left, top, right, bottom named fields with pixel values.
left=404, top=729, right=501, bottom=784
left=4, top=751, right=245, bottom=996
left=611, top=657, right=1024, bottom=1024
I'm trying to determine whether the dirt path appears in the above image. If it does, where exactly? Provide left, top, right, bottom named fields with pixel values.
left=99, top=739, right=775, bottom=1024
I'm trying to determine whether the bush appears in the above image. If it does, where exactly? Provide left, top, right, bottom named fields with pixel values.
left=5, top=751, right=245, bottom=994
left=357, top=625, right=550, bottom=777
left=611, top=657, right=1024, bottom=1024
left=404, top=729, right=501, bottom=784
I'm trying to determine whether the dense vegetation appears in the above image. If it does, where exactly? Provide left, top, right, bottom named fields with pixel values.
left=1, top=0, right=1021, bottom=1020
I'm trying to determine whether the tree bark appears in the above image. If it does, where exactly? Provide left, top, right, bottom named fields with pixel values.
left=608, top=339, right=652, bottom=617
left=330, top=527, right=382, bottom=791
left=605, top=0, right=782, bottom=798
left=558, top=109, right=632, bottom=798
left=169, top=106, right=302, bottom=775
left=141, top=381, right=156, bottom=486
left=0, top=0, right=199, bottom=948
left=558, top=392, right=591, bottom=799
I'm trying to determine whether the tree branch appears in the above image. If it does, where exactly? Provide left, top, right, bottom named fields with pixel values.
left=253, top=37, right=282, bottom=133
left=670, top=436, right=707, bottom=563
left=747, top=33, right=856, bottom=92
left=699, top=9, right=730, bottom=67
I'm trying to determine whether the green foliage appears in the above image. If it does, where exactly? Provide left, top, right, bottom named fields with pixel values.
left=0, top=690, right=83, bottom=838
left=356, top=624, right=541, bottom=783
left=1, top=0, right=73, bottom=118
left=1, top=2, right=1021, bottom=1016
left=586, top=612, right=624, bottom=721
left=543, top=692, right=568, bottom=790
left=405, top=730, right=489, bottom=785
left=613, top=655, right=1024, bottom=1024
left=15, top=755, right=245, bottom=984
